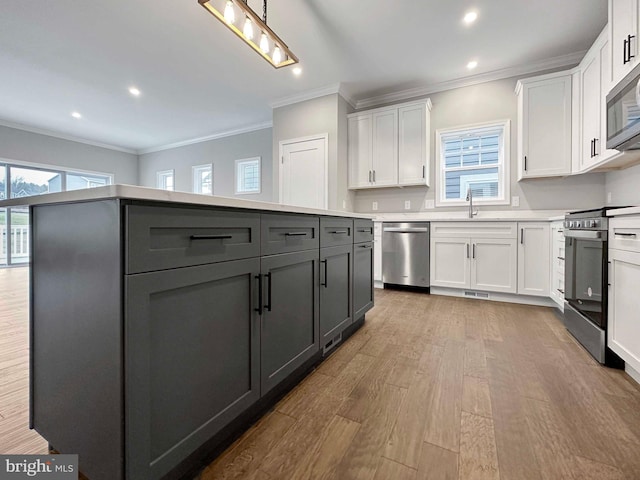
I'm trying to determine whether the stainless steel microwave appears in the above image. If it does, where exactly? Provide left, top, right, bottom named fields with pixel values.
left=607, top=63, right=640, bottom=151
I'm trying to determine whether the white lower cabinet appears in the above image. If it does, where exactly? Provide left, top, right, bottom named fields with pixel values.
left=608, top=216, right=640, bottom=372
left=550, top=221, right=566, bottom=308
left=517, top=223, right=550, bottom=297
left=373, top=222, right=382, bottom=286
left=430, top=222, right=517, bottom=294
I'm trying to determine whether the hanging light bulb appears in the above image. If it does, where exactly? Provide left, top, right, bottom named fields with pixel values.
left=272, top=45, right=282, bottom=65
left=259, top=32, right=269, bottom=53
left=243, top=17, right=254, bottom=40
left=223, top=1, right=235, bottom=24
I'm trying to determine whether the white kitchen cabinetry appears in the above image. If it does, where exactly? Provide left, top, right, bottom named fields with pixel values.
left=430, top=223, right=517, bottom=294
left=550, top=221, right=566, bottom=309
left=348, top=100, right=431, bottom=189
left=609, top=0, right=638, bottom=86
left=517, top=223, right=550, bottom=297
left=608, top=215, right=640, bottom=373
left=373, top=222, right=382, bottom=287
left=516, top=72, right=572, bottom=179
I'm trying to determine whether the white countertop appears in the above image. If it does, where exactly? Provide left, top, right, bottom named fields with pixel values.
left=373, top=210, right=568, bottom=223
left=606, top=206, right=640, bottom=217
left=0, top=184, right=373, bottom=219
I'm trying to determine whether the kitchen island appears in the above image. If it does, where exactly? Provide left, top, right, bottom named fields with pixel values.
left=0, top=185, right=374, bottom=480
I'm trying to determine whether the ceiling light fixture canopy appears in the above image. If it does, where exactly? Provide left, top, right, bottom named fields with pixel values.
left=199, top=0, right=298, bottom=69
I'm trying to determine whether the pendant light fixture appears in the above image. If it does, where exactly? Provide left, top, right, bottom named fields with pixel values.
left=199, top=0, right=299, bottom=69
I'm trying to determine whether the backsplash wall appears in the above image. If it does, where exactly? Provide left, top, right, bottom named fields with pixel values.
left=605, top=162, right=640, bottom=207
left=353, top=76, right=607, bottom=214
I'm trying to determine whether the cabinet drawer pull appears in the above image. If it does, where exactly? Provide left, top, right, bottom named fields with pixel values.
left=285, top=232, right=308, bottom=237
left=614, top=232, right=637, bottom=237
left=557, top=288, right=564, bottom=295
left=190, top=234, right=233, bottom=240
left=472, top=243, right=476, bottom=259
left=254, top=275, right=262, bottom=315
left=321, top=259, right=328, bottom=287
left=524, top=155, right=528, bottom=171
left=329, top=230, right=348, bottom=234
left=265, top=273, right=272, bottom=312
left=422, top=165, right=426, bottom=179
left=521, top=228, right=524, bottom=245
left=357, top=229, right=371, bottom=233
left=373, top=170, right=376, bottom=182
left=466, top=243, right=469, bottom=259
left=359, top=244, right=372, bottom=249
left=557, top=256, right=565, bottom=261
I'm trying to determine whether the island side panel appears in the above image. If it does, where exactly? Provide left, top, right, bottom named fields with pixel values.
left=31, top=199, right=123, bottom=480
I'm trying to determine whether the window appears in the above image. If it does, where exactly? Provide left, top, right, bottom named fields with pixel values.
left=192, top=164, right=213, bottom=194
left=157, top=170, right=174, bottom=191
left=235, top=157, right=261, bottom=194
left=436, top=120, right=510, bottom=206
left=66, top=172, right=111, bottom=191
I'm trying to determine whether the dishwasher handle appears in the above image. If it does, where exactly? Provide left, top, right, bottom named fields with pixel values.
left=383, top=227, right=429, bottom=233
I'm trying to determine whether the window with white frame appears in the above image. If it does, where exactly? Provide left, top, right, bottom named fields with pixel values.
left=192, top=164, right=213, bottom=194
left=235, top=157, right=261, bottom=194
left=436, top=120, right=510, bottom=206
left=157, top=169, right=174, bottom=191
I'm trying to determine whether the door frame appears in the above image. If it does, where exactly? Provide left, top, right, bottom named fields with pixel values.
left=278, top=134, right=329, bottom=209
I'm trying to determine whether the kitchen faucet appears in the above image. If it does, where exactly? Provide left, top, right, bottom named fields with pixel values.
left=466, top=187, right=479, bottom=218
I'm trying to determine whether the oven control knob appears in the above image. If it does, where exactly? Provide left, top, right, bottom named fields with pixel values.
left=590, top=220, right=598, bottom=228
left=575, top=221, right=582, bottom=228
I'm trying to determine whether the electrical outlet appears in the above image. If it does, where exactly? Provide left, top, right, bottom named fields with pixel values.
left=372, top=201, right=378, bottom=211
left=404, top=200, right=411, bottom=210
left=512, top=196, right=520, bottom=207
left=607, top=192, right=612, bottom=204
left=425, top=199, right=435, bottom=209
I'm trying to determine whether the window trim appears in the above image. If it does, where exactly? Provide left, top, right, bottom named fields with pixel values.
left=435, top=119, right=511, bottom=207
left=234, top=157, right=261, bottom=195
left=156, top=169, right=175, bottom=191
left=192, top=163, right=213, bottom=195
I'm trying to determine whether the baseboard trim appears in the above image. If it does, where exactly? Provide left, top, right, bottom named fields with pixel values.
left=430, top=286, right=556, bottom=308
left=626, top=363, right=640, bottom=385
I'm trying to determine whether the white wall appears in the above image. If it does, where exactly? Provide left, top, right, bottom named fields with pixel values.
left=0, top=125, right=138, bottom=183
left=606, top=163, right=640, bottom=206
left=138, top=128, right=273, bottom=202
left=353, top=76, right=607, bottom=213
left=272, top=93, right=353, bottom=211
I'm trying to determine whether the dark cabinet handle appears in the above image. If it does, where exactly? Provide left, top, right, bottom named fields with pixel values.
left=369, top=170, right=372, bottom=183
left=557, top=288, right=565, bottom=294
left=624, top=37, right=629, bottom=64
left=265, top=273, right=272, bottom=312
left=285, top=232, right=307, bottom=237
left=594, top=138, right=599, bottom=157
left=557, top=256, right=565, bottom=260
left=614, top=232, right=637, bottom=237
left=321, top=259, right=328, bottom=287
left=359, top=244, right=372, bottom=249
left=254, top=275, right=262, bottom=315
left=524, top=156, right=528, bottom=171
left=422, top=165, right=426, bottom=179
left=472, top=244, right=476, bottom=259
left=190, top=234, right=232, bottom=240
left=521, top=228, right=524, bottom=245
left=625, top=34, right=635, bottom=64
left=329, top=230, right=348, bottom=234
left=466, top=243, right=470, bottom=258
left=357, top=229, right=371, bottom=233
left=373, top=170, right=376, bottom=182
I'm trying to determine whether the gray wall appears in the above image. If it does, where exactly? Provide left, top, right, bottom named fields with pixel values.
left=138, top=128, right=273, bottom=202
left=0, top=125, right=138, bottom=183
left=605, top=162, right=640, bottom=206
left=353, top=76, right=607, bottom=213
left=272, top=94, right=353, bottom=211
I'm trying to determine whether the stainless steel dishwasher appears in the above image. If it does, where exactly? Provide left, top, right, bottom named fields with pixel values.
left=382, top=222, right=430, bottom=289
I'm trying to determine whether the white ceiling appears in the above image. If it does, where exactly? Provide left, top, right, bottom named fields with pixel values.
left=0, top=0, right=607, bottom=152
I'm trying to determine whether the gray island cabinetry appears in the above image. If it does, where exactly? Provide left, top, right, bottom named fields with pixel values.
left=26, top=192, right=373, bottom=480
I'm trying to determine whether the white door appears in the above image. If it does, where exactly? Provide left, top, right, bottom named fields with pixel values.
left=280, top=136, right=327, bottom=209
left=430, top=237, right=470, bottom=289
left=471, top=238, right=517, bottom=293
left=517, top=223, right=550, bottom=297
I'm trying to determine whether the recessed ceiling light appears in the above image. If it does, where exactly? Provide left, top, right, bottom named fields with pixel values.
left=467, top=60, right=478, bottom=70
left=71, top=112, right=82, bottom=119
left=129, top=86, right=141, bottom=97
left=463, top=11, right=478, bottom=24
left=292, top=67, right=302, bottom=76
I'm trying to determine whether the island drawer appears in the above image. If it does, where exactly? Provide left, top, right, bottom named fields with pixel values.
left=126, top=205, right=260, bottom=273
left=320, top=217, right=353, bottom=248
left=261, top=213, right=319, bottom=255
left=354, top=219, right=374, bottom=243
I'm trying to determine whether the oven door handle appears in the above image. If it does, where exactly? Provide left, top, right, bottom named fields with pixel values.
left=564, top=230, right=607, bottom=241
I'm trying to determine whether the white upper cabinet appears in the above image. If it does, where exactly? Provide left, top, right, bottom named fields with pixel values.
left=348, top=99, right=431, bottom=189
left=609, top=0, right=638, bottom=86
left=516, top=72, right=572, bottom=180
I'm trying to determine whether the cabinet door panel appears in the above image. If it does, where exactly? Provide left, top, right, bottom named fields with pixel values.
left=398, top=103, right=428, bottom=186
left=261, top=250, right=320, bottom=394
left=353, top=242, right=374, bottom=319
left=610, top=0, right=638, bottom=85
left=517, top=223, right=550, bottom=296
left=581, top=52, right=601, bottom=170
left=430, top=237, right=470, bottom=288
left=125, top=258, right=261, bottom=480
left=372, top=110, right=398, bottom=186
left=320, top=244, right=353, bottom=343
left=348, top=115, right=373, bottom=188
left=471, top=239, right=517, bottom=293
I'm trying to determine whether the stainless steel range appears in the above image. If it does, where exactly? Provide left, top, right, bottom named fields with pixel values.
left=564, top=208, right=624, bottom=367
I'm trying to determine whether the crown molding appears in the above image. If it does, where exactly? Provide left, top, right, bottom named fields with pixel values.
left=269, top=83, right=344, bottom=109
left=355, top=50, right=587, bottom=110
left=138, top=121, right=273, bottom=155
left=0, top=119, right=137, bottom=154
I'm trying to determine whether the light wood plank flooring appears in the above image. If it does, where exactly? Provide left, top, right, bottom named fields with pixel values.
left=2, top=268, right=640, bottom=479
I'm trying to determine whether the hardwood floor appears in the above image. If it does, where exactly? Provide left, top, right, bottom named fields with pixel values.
left=2, top=269, right=640, bottom=479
